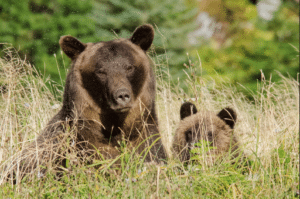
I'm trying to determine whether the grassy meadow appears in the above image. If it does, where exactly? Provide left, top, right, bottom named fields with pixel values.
left=0, top=47, right=299, bottom=198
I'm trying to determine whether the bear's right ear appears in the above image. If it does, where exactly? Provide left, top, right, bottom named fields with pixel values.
left=180, top=102, right=198, bottom=120
left=59, top=36, right=87, bottom=60
left=130, top=24, right=154, bottom=51
left=217, top=107, right=237, bottom=129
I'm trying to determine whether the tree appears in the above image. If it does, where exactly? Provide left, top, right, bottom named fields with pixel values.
left=0, top=0, right=95, bottom=82
left=188, top=0, right=299, bottom=93
left=90, top=0, right=198, bottom=67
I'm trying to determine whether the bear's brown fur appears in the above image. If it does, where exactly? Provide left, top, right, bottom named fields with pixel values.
left=8, top=24, right=167, bottom=181
left=172, top=102, right=240, bottom=163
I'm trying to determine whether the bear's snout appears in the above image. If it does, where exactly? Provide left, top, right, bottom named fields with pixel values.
left=113, top=88, right=132, bottom=111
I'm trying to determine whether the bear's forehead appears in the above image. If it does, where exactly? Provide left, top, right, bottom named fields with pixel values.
left=84, top=39, right=145, bottom=64
left=177, top=112, right=229, bottom=134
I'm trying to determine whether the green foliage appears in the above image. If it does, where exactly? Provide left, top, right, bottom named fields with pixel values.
left=0, top=0, right=198, bottom=84
left=90, top=0, right=198, bottom=66
left=190, top=141, right=215, bottom=155
left=0, top=0, right=95, bottom=83
left=1, top=0, right=298, bottom=96
left=1, top=151, right=298, bottom=198
left=189, top=141, right=216, bottom=164
left=0, top=48, right=298, bottom=198
left=183, top=1, right=299, bottom=93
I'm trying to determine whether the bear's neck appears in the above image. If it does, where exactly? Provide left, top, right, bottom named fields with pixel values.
left=61, top=69, right=101, bottom=118
left=99, top=111, right=128, bottom=138
left=60, top=71, right=76, bottom=119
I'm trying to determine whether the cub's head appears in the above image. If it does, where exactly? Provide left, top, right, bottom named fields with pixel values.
left=177, top=102, right=237, bottom=147
left=59, top=25, right=155, bottom=113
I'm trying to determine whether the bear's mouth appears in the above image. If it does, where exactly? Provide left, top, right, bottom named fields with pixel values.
left=113, top=107, right=131, bottom=113
left=106, top=95, right=132, bottom=113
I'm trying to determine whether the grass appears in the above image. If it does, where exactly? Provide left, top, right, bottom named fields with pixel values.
left=0, top=46, right=299, bottom=198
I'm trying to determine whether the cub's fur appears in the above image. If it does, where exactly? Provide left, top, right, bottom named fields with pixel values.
left=172, top=102, right=240, bottom=163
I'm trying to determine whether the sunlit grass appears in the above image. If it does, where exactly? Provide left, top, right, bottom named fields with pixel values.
left=0, top=46, right=298, bottom=198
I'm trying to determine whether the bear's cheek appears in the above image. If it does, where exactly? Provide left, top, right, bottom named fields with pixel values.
left=129, top=66, right=146, bottom=98
left=80, top=71, right=107, bottom=105
left=206, top=131, right=214, bottom=143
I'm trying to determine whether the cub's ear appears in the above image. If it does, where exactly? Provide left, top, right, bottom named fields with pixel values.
left=180, top=102, right=198, bottom=120
left=59, top=36, right=87, bottom=60
left=217, top=107, right=237, bottom=129
left=130, top=24, right=154, bottom=51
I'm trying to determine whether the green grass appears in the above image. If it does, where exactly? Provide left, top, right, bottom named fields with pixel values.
left=0, top=47, right=299, bottom=198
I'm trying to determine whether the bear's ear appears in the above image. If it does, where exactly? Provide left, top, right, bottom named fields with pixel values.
left=217, top=107, right=237, bottom=129
left=59, top=36, right=87, bottom=60
left=180, top=102, right=198, bottom=120
left=130, top=24, right=154, bottom=51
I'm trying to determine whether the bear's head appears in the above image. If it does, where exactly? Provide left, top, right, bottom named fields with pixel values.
left=173, top=102, right=238, bottom=162
left=179, top=102, right=237, bottom=144
left=59, top=25, right=155, bottom=113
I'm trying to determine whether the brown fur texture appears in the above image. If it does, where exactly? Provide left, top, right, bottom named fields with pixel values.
left=8, top=24, right=166, bottom=181
left=172, top=102, right=240, bottom=163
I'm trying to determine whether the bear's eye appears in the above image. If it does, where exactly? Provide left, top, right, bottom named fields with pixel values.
left=126, top=65, right=134, bottom=73
left=207, top=131, right=212, bottom=137
left=206, top=131, right=213, bottom=142
left=96, top=69, right=106, bottom=75
left=185, top=130, right=193, bottom=143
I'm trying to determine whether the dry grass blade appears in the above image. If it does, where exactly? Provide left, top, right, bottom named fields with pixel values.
left=0, top=46, right=298, bottom=197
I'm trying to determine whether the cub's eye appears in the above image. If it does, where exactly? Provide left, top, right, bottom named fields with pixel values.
left=206, top=131, right=213, bottom=142
left=207, top=131, right=213, bottom=137
left=185, top=130, right=193, bottom=143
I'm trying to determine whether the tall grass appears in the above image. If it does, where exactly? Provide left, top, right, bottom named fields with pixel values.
left=0, top=46, right=298, bottom=198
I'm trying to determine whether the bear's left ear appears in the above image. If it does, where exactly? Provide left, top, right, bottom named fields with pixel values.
left=130, top=24, right=154, bottom=51
left=217, top=107, right=237, bottom=129
left=59, top=36, right=87, bottom=60
left=180, top=102, right=198, bottom=120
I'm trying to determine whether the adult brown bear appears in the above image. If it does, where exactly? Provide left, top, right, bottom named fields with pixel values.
left=8, top=24, right=166, bottom=181
left=172, top=102, right=240, bottom=164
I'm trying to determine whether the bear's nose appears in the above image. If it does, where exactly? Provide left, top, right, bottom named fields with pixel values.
left=114, top=88, right=131, bottom=106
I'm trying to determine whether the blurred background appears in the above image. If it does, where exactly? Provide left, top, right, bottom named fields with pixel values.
left=0, top=0, right=299, bottom=97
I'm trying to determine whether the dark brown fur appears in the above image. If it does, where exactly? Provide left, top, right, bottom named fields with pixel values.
left=8, top=25, right=166, bottom=182
left=172, top=102, right=240, bottom=163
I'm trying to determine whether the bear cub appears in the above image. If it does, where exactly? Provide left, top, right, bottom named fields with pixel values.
left=172, top=102, right=241, bottom=164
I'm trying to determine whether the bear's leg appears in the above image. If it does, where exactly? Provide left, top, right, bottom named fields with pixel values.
left=130, top=122, right=167, bottom=163
left=146, top=123, right=167, bottom=162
